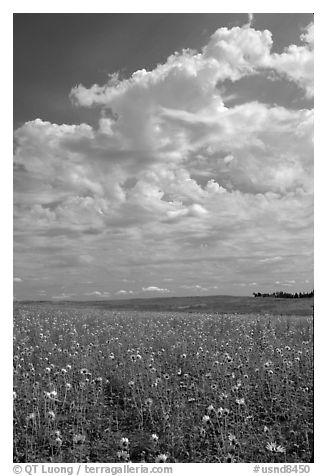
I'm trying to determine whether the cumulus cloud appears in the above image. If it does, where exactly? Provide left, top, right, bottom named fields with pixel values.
left=269, top=22, right=314, bottom=97
left=14, top=277, right=22, bottom=282
left=14, top=21, right=313, bottom=297
left=142, top=286, right=170, bottom=293
left=85, top=291, right=111, bottom=297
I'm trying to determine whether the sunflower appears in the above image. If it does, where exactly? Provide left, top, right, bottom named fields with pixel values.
left=266, top=442, right=286, bottom=453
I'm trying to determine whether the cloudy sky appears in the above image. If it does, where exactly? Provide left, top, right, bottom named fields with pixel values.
left=13, top=13, right=314, bottom=300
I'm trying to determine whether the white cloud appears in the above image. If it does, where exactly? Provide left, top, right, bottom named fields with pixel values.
left=13, top=277, right=22, bottom=282
left=259, top=256, right=283, bottom=263
left=85, top=291, right=111, bottom=297
left=52, top=293, right=75, bottom=299
left=245, top=13, right=254, bottom=28
left=180, top=284, right=208, bottom=292
left=14, top=21, right=313, bottom=297
left=142, top=286, right=170, bottom=293
left=269, top=22, right=314, bottom=98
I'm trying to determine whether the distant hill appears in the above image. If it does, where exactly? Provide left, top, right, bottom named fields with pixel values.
left=16, top=294, right=314, bottom=316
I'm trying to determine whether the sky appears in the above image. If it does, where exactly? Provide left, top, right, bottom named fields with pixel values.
left=13, top=13, right=314, bottom=300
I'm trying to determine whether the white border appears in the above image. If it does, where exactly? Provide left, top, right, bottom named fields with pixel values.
left=3, top=3, right=325, bottom=474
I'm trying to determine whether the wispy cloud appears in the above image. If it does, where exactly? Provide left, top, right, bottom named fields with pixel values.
left=52, top=293, right=75, bottom=299
left=245, top=13, right=254, bottom=28
left=180, top=284, right=208, bottom=292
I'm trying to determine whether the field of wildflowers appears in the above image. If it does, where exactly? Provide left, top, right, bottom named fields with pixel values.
left=13, top=304, right=313, bottom=463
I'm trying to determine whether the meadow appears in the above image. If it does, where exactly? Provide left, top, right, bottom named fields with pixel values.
left=13, top=303, right=313, bottom=463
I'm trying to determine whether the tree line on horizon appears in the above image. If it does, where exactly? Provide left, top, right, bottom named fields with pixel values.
left=252, top=290, right=314, bottom=299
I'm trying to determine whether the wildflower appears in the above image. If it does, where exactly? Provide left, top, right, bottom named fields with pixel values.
left=225, top=453, right=235, bottom=463
left=228, top=434, right=238, bottom=446
left=117, top=450, right=130, bottom=461
left=128, top=380, right=135, bottom=387
left=217, top=407, right=224, bottom=417
left=45, top=389, right=59, bottom=401
left=80, top=368, right=88, bottom=375
left=55, top=437, right=62, bottom=447
left=223, top=408, right=230, bottom=416
left=207, top=404, right=215, bottom=413
left=236, top=398, right=245, bottom=405
left=151, top=433, right=159, bottom=443
left=264, top=426, right=269, bottom=433
left=65, top=383, right=72, bottom=390
left=144, top=398, right=153, bottom=408
left=199, top=427, right=206, bottom=437
left=73, top=434, right=86, bottom=445
left=120, top=437, right=129, bottom=449
left=202, top=415, right=210, bottom=424
left=163, top=373, right=170, bottom=380
left=61, top=368, right=67, bottom=375
left=27, top=412, right=36, bottom=421
left=155, top=454, right=168, bottom=463
left=47, top=410, right=56, bottom=420
left=266, top=442, right=286, bottom=453
left=13, top=391, right=17, bottom=400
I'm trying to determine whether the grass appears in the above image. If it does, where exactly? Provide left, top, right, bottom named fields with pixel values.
left=13, top=303, right=313, bottom=463
left=20, top=295, right=314, bottom=316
